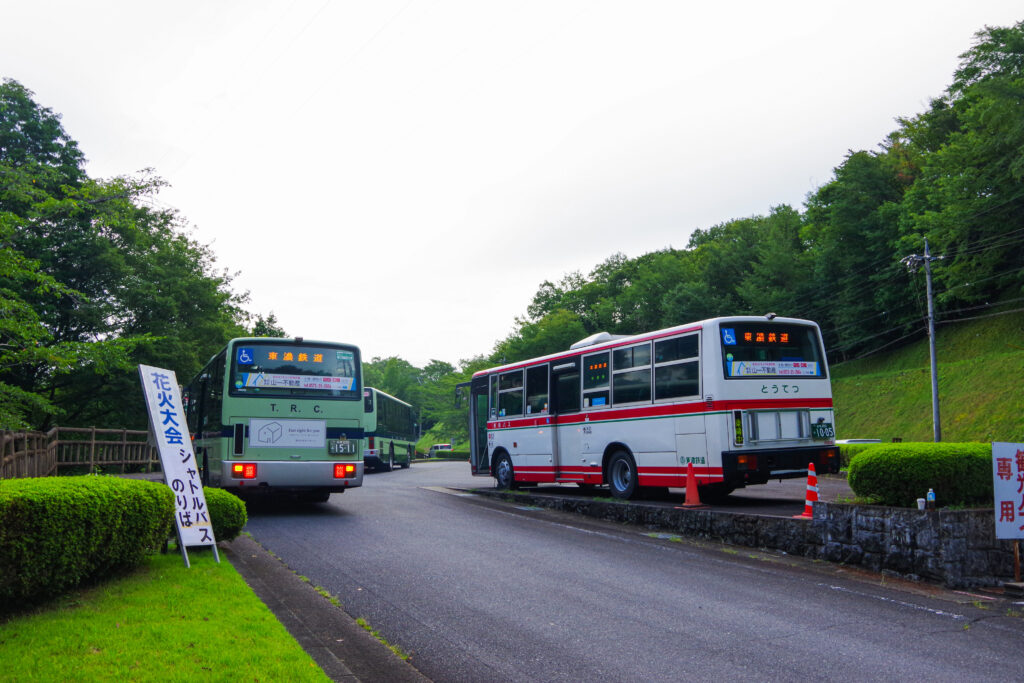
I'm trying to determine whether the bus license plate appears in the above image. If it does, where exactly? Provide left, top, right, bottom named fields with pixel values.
left=329, top=439, right=356, bottom=455
left=811, top=423, right=835, bottom=440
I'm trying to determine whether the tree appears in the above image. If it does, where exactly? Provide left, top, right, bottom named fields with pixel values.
left=251, top=312, right=286, bottom=337
left=899, top=21, right=1024, bottom=309
left=0, top=79, right=249, bottom=429
left=492, top=309, right=587, bottom=364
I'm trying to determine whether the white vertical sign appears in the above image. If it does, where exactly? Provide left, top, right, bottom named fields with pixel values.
left=992, top=442, right=1024, bottom=540
left=139, top=364, right=218, bottom=566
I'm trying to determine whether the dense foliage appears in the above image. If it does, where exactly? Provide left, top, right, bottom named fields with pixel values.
left=203, top=487, right=247, bottom=542
left=847, top=443, right=993, bottom=507
left=0, top=79, right=279, bottom=430
left=0, top=476, right=174, bottom=610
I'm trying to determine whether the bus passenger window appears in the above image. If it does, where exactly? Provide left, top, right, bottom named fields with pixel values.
left=525, top=365, right=548, bottom=415
left=497, top=369, right=524, bottom=417
left=613, top=343, right=651, bottom=404
left=583, top=351, right=610, bottom=409
left=554, top=371, right=580, bottom=414
left=654, top=334, right=700, bottom=400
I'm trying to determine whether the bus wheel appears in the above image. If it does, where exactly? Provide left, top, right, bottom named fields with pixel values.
left=401, top=447, right=411, bottom=469
left=384, top=445, right=394, bottom=472
left=494, top=453, right=516, bottom=490
left=608, top=451, right=638, bottom=500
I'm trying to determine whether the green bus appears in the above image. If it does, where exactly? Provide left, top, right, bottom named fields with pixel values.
left=363, top=387, right=416, bottom=471
left=183, top=337, right=365, bottom=502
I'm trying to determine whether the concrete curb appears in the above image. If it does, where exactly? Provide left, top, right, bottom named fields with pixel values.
left=221, top=535, right=429, bottom=683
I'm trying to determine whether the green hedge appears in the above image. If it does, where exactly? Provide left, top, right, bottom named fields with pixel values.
left=838, top=443, right=885, bottom=468
left=203, top=487, right=247, bottom=541
left=0, top=476, right=174, bottom=611
left=847, top=443, right=993, bottom=507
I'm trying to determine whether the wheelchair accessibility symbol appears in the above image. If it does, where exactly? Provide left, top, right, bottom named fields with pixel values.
left=237, top=347, right=254, bottom=364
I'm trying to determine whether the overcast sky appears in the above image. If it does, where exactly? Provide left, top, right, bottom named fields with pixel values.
left=4, top=2, right=1021, bottom=369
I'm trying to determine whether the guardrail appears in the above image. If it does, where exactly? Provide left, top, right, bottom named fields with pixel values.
left=1, top=427, right=160, bottom=479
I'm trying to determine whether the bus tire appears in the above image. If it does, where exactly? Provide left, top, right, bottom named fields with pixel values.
left=494, top=453, right=516, bottom=490
left=608, top=450, right=638, bottom=500
left=401, top=446, right=411, bottom=469
left=384, top=444, right=394, bottom=472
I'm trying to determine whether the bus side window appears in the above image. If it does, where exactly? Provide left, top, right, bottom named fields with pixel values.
left=497, top=369, right=524, bottom=417
left=654, top=334, right=700, bottom=400
left=525, top=364, right=548, bottom=414
left=553, top=370, right=580, bottom=414
left=612, top=342, right=651, bottom=405
left=582, top=351, right=610, bottom=408
left=489, top=375, right=498, bottom=419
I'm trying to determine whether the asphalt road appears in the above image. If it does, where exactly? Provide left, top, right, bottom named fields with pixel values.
left=243, top=461, right=1024, bottom=682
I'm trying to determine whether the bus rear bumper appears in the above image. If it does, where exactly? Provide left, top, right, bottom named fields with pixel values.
left=218, top=459, right=364, bottom=493
left=721, top=445, right=839, bottom=488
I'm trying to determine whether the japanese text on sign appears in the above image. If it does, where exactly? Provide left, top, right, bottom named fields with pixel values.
left=992, top=442, right=1024, bottom=540
left=139, top=364, right=217, bottom=549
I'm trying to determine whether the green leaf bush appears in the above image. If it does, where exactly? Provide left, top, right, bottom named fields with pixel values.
left=203, top=486, right=247, bottom=541
left=847, top=443, right=993, bottom=507
left=0, top=476, right=173, bottom=611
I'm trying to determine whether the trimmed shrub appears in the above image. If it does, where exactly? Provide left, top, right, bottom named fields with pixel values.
left=838, top=443, right=884, bottom=468
left=203, top=487, right=247, bottom=541
left=0, top=476, right=173, bottom=611
left=847, top=443, right=993, bottom=507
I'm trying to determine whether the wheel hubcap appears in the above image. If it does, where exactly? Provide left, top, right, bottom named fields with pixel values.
left=612, top=460, right=631, bottom=491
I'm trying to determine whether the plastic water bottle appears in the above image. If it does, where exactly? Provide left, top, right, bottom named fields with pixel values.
left=926, top=488, right=936, bottom=510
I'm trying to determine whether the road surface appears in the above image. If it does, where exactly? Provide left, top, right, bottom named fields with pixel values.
left=243, top=461, right=1024, bottom=681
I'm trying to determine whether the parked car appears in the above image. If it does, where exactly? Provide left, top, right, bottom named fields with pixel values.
left=427, top=443, right=452, bottom=458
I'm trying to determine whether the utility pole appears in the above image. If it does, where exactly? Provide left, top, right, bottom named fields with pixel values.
left=900, top=238, right=944, bottom=442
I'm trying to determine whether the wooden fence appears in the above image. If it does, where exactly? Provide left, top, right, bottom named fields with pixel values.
left=1, top=427, right=160, bottom=479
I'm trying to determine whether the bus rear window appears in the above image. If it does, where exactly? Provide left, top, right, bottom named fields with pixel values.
left=230, top=343, right=360, bottom=398
left=720, top=323, right=826, bottom=379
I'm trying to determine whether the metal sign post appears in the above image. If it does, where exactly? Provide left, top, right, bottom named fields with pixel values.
left=139, top=365, right=219, bottom=567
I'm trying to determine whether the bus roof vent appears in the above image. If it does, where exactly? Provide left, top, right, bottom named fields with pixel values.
left=569, top=332, right=629, bottom=350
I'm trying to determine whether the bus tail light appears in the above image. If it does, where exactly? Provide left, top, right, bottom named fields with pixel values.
left=736, top=454, right=757, bottom=471
left=733, top=411, right=744, bottom=445
left=335, top=463, right=357, bottom=479
left=818, top=448, right=838, bottom=471
left=231, top=463, right=257, bottom=479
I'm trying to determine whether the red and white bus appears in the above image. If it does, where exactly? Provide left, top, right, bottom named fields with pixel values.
left=463, top=315, right=838, bottom=500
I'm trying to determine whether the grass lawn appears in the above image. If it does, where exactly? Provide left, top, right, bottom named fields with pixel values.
left=0, top=549, right=328, bottom=681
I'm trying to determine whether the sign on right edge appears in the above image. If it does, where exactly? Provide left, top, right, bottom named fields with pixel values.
left=992, top=442, right=1024, bottom=539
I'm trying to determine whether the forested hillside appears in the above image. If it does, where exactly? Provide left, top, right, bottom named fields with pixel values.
left=3, top=21, right=1022, bottom=443
left=832, top=313, right=1024, bottom=442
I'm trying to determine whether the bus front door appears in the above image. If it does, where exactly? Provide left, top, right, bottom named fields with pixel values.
left=467, top=376, right=490, bottom=476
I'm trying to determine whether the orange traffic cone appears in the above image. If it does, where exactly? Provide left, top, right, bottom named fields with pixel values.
left=680, top=462, right=707, bottom=509
left=794, top=462, right=818, bottom=519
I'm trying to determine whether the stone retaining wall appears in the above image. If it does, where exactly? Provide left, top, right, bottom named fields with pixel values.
left=477, top=490, right=1017, bottom=588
